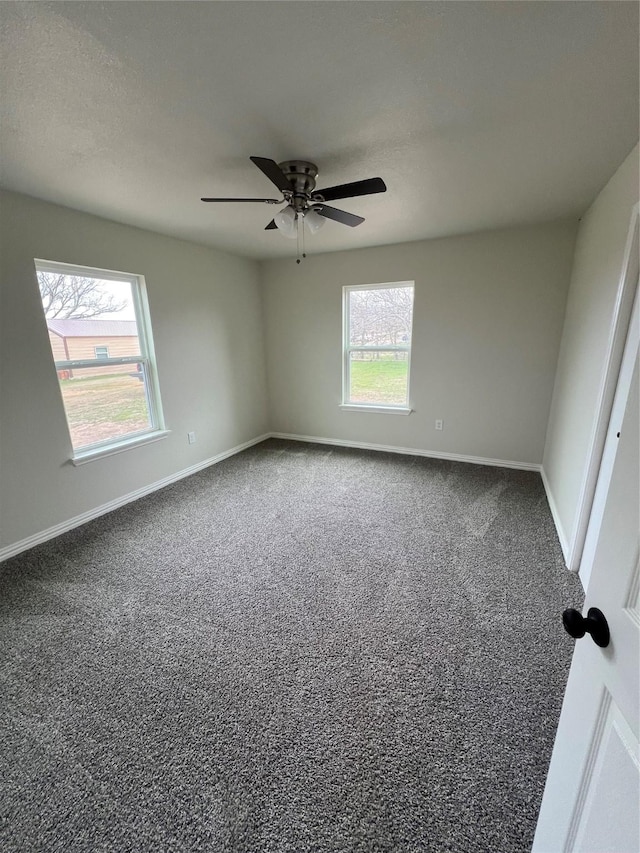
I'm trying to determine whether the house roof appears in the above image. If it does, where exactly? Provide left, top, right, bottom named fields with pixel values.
left=47, top=319, right=138, bottom=338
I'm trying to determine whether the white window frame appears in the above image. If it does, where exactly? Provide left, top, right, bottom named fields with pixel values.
left=341, top=281, right=414, bottom=415
left=94, top=345, right=109, bottom=359
left=35, top=259, right=168, bottom=464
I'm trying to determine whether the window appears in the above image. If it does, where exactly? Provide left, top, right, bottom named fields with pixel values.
left=342, top=281, right=414, bottom=412
left=34, top=259, right=167, bottom=463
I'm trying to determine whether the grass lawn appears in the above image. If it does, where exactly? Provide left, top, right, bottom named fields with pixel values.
left=349, top=359, right=408, bottom=405
left=60, top=373, right=150, bottom=448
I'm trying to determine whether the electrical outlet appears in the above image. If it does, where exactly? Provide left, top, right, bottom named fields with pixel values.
left=187, top=431, right=196, bottom=444
left=435, top=419, right=443, bottom=431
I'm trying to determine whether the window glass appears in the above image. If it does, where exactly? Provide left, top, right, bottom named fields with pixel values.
left=348, top=287, right=413, bottom=347
left=343, top=283, right=414, bottom=408
left=35, top=261, right=164, bottom=457
left=348, top=351, right=410, bottom=406
left=57, top=366, right=152, bottom=448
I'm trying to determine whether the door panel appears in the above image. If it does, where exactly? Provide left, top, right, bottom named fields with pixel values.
left=573, top=693, right=639, bottom=853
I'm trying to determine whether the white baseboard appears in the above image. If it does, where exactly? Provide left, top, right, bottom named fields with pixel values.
left=1, top=431, right=551, bottom=565
left=540, top=466, right=570, bottom=567
left=0, top=433, right=271, bottom=564
left=269, top=431, right=542, bottom=472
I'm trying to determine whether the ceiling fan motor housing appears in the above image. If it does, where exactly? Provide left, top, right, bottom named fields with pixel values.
left=278, top=161, right=319, bottom=211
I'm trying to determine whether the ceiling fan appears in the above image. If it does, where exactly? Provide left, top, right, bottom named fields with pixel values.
left=201, top=157, right=386, bottom=239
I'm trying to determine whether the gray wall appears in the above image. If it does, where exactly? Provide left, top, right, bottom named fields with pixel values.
left=262, top=221, right=577, bottom=465
left=0, top=190, right=269, bottom=552
left=4, top=142, right=636, bottom=563
left=543, top=144, right=639, bottom=562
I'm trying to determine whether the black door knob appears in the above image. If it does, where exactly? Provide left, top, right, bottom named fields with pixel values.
left=562, top=607, right=610, bottom=648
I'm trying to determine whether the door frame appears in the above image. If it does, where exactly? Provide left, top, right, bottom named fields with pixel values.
left=568, top=203, right=639, bottom=581
left=579, top=281, right=639, bottom=592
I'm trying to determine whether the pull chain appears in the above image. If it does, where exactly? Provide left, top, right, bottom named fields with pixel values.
left=295, top=212, right=308, bottom=264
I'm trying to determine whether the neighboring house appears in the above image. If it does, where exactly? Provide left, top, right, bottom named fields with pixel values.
left=46, top=318, right=140, bottom=379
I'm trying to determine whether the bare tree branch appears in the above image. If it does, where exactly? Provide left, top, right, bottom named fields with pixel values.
left=349, top=287, right=413, bottom=349
left=37, top=273, right=127, bottom=319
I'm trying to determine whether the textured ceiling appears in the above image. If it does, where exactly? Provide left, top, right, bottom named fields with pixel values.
left=1, top=1, right=638, bottom=260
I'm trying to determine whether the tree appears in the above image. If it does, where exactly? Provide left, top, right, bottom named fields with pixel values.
left=349, top=286, right=413, bottom=353
left=37, top=272, right=127, bottom=319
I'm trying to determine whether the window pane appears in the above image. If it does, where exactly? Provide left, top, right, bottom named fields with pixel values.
left=58, top=365, right=152, bottom=450
left=39, top=273, right=142, bottom=364
left=348, top=351, right=409, bottom=405
left=34, top=261, right=164, bottom=457
left=349, top=286, right=413, bottom=347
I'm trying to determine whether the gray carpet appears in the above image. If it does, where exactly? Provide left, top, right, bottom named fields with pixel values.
left=0, top=438, right=583, bottom=853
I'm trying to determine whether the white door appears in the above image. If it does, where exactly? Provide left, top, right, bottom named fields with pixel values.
left=533, top=289, right=639, bottom=853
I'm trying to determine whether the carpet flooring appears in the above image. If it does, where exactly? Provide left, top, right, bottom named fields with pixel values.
left=0, top=438, right=583, bottom=852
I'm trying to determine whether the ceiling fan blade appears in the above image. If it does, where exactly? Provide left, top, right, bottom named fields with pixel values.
left=265, top=219, right=277, bottom=230
left=314, top=204, right=364, bottom=227
left=313, top=177, right=386, bottom=202
left=250, top=156, right=291, bottom=193
left=201, top=197, right=279, bottom=203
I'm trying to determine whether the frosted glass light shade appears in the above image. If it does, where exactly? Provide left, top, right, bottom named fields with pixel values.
left=305, top=208, right=326, bottom=234
left=274, top=205, right=297, bottom=238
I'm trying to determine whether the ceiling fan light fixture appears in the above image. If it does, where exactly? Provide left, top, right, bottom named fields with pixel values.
left=274, top=204, right=297, bottom=237
left=305, top=207, right=326, bottom=234
left=200, top=157, right=387, bottom=245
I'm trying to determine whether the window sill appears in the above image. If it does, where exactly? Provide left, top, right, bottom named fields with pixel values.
left=70, top=430, right=171, bottom=466
left=339, top=404, right=413, bottom=416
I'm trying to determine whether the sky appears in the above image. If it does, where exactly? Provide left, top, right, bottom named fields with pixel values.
left=94, top=279, right=136, bottom=320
